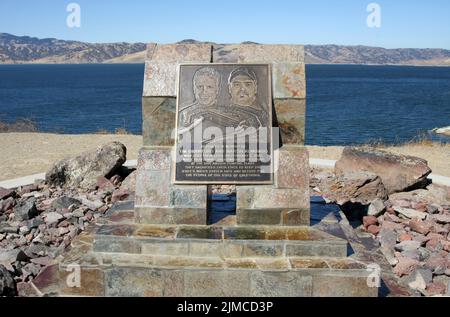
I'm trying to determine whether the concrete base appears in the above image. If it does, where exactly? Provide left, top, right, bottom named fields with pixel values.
left=26, top=198, right=378, bottom=297
left=55, top=254, right=377, bottom=297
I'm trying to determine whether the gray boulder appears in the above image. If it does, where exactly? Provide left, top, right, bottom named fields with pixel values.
left=13, top=198, right=38, bottom=221
left=395, top=241, right=421, bottom=253
left=0, top=249, right=29, bottom=264
left=368, top=198, right=386, bottom=216
left=335, top=147, right=432, bottom=194
left=44, top=212, right=64, bottom=225
left=404, top=268, right=433, bottom=291
left=0, top=265, right=16, bottom=296
left=51, top=196, right=81, bottom=209
left=45, top=142, right=127, bottom=190
left=0, top=223, right=19, bottom=234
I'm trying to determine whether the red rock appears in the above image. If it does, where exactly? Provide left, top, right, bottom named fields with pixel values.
left=398, top=233, right=413, bottom=242
left=25, top=233, right=33, bottom=243
left=104, top=195, right=112, bottom=204
left=0, top=187, right=14, bottom=200
left=41, top=198, right=56, bottom=205
left=425, top=255, right=448, bottom=274
left=386, top=207, right=396, bottom=215
left=30, top=256, right=56, bottom=266
left=31, top=264, right=59, bottom=293
left=63, top=235, right=71, bottom=246
left=427, top=232, right=444, bottom=240
left=425, top=233, right=444, bottom=250
left=393, top=257, right=419, bottom=277
left=392, top=199, right=411, bottom=208
left=426, top=204, right=441, bottom=214
left=57, top=220, right=71, bottom=228
left=16, top=282, right=39, bottom=297
left=412, top=234, right=430, bottom=245
left=411, top=201, right=427, bottom=212
left=97, top=205, right=109, bottom=213
left=426, top=282, right=446, bottom=296
left=432, top=223, right=448, bottom=235
left=385, top=213, right=402, bottom=223
left=409, top=220, right=432, bottom=235
left=111, top=189, right=130, bottom=203
left=84, top=212, right=93, bottom=221
left=363, top=216, right=378, bottom=228
left=19, top=184, right=38, bottom=195
left=110, top=174, right=122, bottom=186
left=368, top=225, right=381, bottom=235
left=426, top=238, right=442, bottom=250
left=443, top=241, right=450, bottom=252
left=320, top=171, right=388, bottom=205
left=434, top=214, right=450, bottom=225
left=120, top=170, right=136, bottom=192
left=0, top=197, right=15, bottom=212
left=382, top=221, right=404, bottom=231
left=97, top=176, right=116, bottom=191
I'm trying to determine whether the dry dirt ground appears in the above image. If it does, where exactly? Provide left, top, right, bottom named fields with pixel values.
left=0, top=133, right=449, bottom=181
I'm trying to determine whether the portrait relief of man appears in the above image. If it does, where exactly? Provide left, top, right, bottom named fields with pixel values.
left=174, top=63, right=273, bottom=184
left=179, top=66, right=221, bottom=129
left=228, top=67, right=269, bottom=129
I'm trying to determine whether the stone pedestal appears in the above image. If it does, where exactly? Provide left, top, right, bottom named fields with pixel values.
left=43, top=43, right=378, bottom=297
left=137, top=43, right=309, bottom=225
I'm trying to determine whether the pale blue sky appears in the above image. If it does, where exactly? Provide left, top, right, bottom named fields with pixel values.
left=0, top=0, right=449, bottom=49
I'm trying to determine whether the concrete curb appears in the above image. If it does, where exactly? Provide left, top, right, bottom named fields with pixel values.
left=1, top=158, right=449, bottom=189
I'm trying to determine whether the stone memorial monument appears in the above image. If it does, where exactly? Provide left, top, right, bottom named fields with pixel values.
left=54, top=43, right=378, bottom=297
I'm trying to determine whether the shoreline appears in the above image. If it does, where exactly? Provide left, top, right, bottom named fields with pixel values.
left=0, top=132, right=448, bottom=182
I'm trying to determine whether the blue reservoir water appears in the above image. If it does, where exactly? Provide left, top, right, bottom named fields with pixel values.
left=0, top=64, right=449, bottom=146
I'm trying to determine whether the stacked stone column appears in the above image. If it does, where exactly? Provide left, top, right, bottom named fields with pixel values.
left=135, top=44, right=211, bottom=225
left=212, top=44, right=309, bottom=226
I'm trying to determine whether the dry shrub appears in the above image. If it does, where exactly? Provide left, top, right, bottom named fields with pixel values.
left=95, top=129, right=110, bottom=135
left=115, top=128, right=129, bottom=135
left=0, top=118, right=38, bottom=132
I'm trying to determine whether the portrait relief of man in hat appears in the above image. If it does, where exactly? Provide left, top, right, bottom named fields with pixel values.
left=227, top=67, right=269, bottom=130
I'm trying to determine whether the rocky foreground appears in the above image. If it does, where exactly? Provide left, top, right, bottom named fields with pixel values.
left=0, top=142, right=136, bottom=296
left=1, top=143, right=449, bottom=297
left=312, top=147, right=450, bottom=296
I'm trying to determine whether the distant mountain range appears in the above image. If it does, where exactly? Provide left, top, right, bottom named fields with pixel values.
left=0, top=33, right=146, bottom=64
left=1, top=33, right=450, bottom=66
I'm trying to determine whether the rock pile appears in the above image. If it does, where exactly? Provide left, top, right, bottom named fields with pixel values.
left=0, top=142, right=133, bottom=296
left=364, top=185, right=450, bottom=296
left=312, top=146, right=450, bottom=296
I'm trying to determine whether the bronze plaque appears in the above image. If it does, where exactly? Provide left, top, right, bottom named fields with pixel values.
left=174, top=64, right=273, bottom=184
